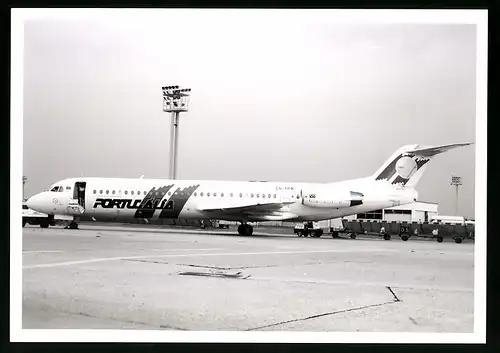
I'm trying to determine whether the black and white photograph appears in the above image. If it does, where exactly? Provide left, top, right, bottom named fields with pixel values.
left=11, top=8, right=487, bottom=343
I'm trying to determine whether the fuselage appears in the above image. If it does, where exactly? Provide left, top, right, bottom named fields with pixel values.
left=26, top=177, right=418, bottom=223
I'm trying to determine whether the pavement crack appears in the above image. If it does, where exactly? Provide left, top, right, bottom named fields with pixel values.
left=177, top=264, right=232, bottom=270
left=409, top=316, right=419, bottom=325
left=386, top=286, right=401, bottom=302
left=177, top=270, right=251, bottom=279
left=123, top=259, right=170, bottom=265
left=69, top=310, right=187, bottom=330
left=176, top=263, right=279, bottom=270
left=246, top=300, right=398, bottom=331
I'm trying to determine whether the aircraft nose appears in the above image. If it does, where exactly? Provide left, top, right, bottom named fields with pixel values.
left=26, top=193, right=45, bottom=212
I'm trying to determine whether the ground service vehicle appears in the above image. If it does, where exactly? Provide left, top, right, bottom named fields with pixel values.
left=294, top=221, right=323, bottom=237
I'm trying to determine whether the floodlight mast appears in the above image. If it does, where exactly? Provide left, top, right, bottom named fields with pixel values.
left=162, top=85, right=192, bottom=180
left=23, top=175, right=27, bottom=201
left=450, top=174, right=462, bottom=216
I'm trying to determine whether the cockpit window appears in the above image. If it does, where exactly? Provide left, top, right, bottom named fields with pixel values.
left=50, top=186, right=63, bottom=192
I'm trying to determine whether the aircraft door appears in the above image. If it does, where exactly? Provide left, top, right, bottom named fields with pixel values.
left=73, top=182, right=86, bottom=208
left=67, top=181, right=86, bottom=216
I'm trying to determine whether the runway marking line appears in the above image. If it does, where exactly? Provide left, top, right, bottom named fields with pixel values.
left=23, top=248, right=397, bottom=270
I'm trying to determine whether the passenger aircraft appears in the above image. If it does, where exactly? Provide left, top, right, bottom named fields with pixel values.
left=26, top=142, right=472, bottom=236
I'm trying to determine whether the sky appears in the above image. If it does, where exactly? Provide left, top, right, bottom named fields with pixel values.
left=22, top=11, right=477, bottom=218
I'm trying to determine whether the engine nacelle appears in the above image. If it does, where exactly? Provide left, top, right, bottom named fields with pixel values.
left=301, top=190, right=364, bottom=209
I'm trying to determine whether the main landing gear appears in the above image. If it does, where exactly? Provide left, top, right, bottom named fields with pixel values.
left=237, top=223, right=253, bottom=236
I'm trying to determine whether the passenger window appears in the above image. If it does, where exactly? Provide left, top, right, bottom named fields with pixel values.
left=100, top=190, right=103, bottom=194
left=106, top=190, right=109, bottom=194
left=262, top=194, right=265, bottom=198
left=112, top=190, right=116, bottom=195
left=268, top=194, right=271, bottom=198
left=221, top=193, right=224, bottom=197
left=131, top=191, right=134, bottom=195
left=207, top=192, right=211, bottom=196
left=273, top=194, right=276, bottom=198
left=251, top=193, right=254, bottom=198
left=194, top=192, right=197, bottom=196
left=143, top=191, right=147, bottom=195
left=168, top=192, right=171, bottom=196
left=137, top=191, right=140, bottom=195
left=93, top=190, right=97, bottom=194
left=180, top=192, right=185, bottom=196
left=256, top=194, right=259, bottom=198
left=214, top=192, right=217, bottom=197
left=230, top=193, right=233, bottom=197
left=125, top=191, right=128, bottom=195
left=201, top=192, right=204, bottom=196
left=239, top=193, right=243, bottom=197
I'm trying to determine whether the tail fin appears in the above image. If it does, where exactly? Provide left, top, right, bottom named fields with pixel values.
left=372, top=142, right=474, bottom=188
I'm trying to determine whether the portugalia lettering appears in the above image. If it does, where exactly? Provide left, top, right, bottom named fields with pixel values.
left=93, top=198, right=174, bottom=210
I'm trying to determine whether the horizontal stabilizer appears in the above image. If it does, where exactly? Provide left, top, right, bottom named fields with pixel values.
left=407, top=142, right=474, bottom=157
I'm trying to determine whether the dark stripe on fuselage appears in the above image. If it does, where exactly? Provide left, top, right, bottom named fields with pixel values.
left=158, top=184, right=200, bottom=219
left=376, top=154, right=403, bottom=181
left=134, top=185, right=174, bottom=219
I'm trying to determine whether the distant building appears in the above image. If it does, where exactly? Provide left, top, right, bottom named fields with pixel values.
left=346, top=201, right=438, bottom=222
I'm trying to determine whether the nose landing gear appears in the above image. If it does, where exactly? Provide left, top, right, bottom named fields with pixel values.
left=64, top=217, right=80, bottom=230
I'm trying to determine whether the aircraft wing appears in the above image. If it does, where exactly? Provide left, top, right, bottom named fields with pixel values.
left=198, top=201, right=297, bottom=220
left=408, top=142, right=474, bottom=157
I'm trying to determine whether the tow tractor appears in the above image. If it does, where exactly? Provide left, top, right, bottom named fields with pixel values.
left=294, top=221, right=324, bottom=238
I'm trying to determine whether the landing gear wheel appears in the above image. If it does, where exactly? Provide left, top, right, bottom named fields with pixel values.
left=383, top=234, right=391, bottom=241
left=401, top=235, right=409, bottom=241
left=68, top=222, right=79, bottom=230
left=237, top=224, right=253, bottom=236
left=350, top=233, right=356, bottom=240
left=40, top=223, right=49, bottom=228
left=454, top=237, right=463, bottom=244
left=22, top=220, right=26, bottom=228
left=297, top=231, right=303, bottom=237
left=437, top=236, right=443, bottom=243
left=314, top=230, right=323, bottom=238
left=331, top=231, right=339, bottom=238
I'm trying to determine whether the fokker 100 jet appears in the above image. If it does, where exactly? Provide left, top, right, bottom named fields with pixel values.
left=26, top=142, right=472, bottom=236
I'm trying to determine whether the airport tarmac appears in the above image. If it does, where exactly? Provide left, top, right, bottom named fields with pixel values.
left=22, top=224, right=474, bottom=332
